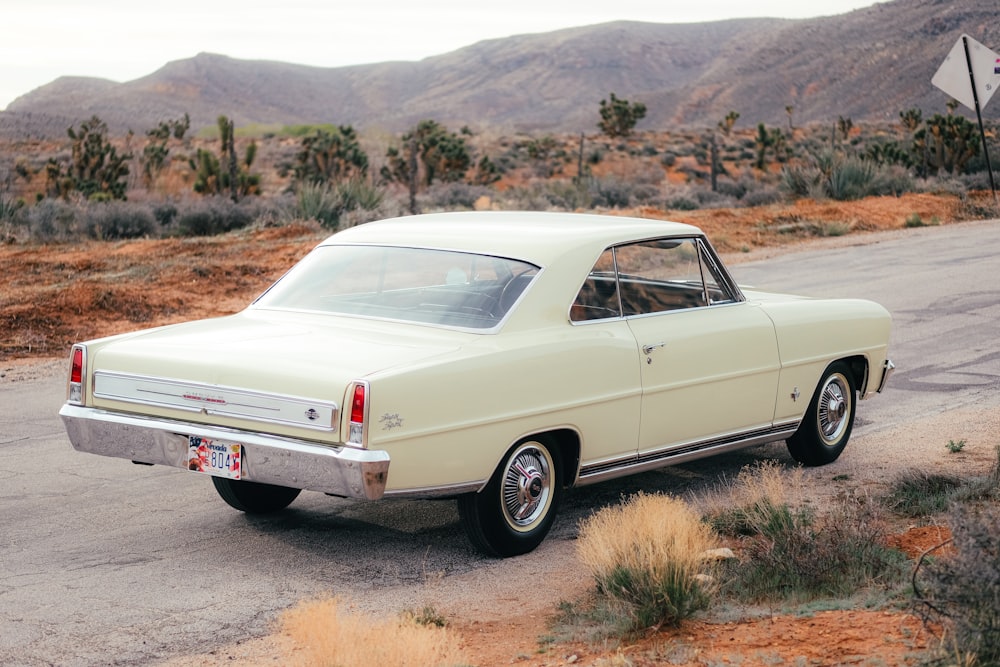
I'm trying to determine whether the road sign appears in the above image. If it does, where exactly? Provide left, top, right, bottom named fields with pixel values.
left=932, top=33, right=1000, bottom=111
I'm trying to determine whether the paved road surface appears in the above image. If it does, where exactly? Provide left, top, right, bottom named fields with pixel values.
left=1, top=219, right=997, bottom=666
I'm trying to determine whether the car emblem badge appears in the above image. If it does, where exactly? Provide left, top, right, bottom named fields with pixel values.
left=304, top=408, right=320, bottom=421
left=791, top=387, right=800, bottom=402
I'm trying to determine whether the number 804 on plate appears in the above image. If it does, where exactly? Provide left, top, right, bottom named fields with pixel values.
left=187, top=436, right=242, bottom=480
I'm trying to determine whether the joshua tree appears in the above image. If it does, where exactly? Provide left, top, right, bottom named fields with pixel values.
left=598, top=93, right=647, bottom=138
left=718, top=110, right=740, bottom=137
left=189, top=115, right=259, bottom=200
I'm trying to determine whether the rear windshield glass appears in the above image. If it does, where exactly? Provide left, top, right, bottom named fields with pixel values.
left=253, top=245, right=539, bottom=330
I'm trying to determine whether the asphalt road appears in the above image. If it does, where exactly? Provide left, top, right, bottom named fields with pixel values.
left=1, top=218, right=998, bottom=666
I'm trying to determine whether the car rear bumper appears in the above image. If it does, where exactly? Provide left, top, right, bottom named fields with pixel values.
left=59, top=404, right=389, bottom=500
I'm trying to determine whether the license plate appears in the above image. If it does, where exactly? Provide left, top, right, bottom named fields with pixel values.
left=187, top=436, right=242, bottom=480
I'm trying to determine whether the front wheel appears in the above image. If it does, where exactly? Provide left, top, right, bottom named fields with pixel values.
left=212, top=477, right=301, bottom=514
left=458, top=437, right=563, bottom=557
left=786, top=361, right=857, bottom=466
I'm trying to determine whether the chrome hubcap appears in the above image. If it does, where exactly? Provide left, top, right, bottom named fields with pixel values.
left=502, top=445, right=551, bottom=530
left=818, top=374, right=850, bottom=444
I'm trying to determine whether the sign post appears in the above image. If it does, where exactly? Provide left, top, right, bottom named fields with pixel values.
left=932, top=34, right=1000, bottom=207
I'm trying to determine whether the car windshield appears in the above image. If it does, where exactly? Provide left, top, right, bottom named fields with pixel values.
left=253, top=245, right=540, bottom=330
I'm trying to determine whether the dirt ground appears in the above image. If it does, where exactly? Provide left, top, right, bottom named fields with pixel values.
left=5, top=193, right=996, bottom=666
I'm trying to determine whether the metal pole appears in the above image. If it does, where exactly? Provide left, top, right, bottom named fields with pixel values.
left=962, top=35, right=1000, bottom=209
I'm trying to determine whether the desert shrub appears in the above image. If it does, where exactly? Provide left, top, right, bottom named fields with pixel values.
left=590, top=177, right=636, bottom=209
left=577, top=492, right=717, bottom=631
left=22, top=198, right=79, bottom=242
left=956, top=192, right=1000, bottom=221
left=703, top=461, right=801, bottom=537
left=714, top=180, right=746, bottom=200
left=504, top=180, right=592, bottom=211
left=868, top=164, right=915, bottom=197
left=294, top=177, right=385, bottom=230
left=0, top=188, right=23, bottom=223
left=826, top=157, right=878, bottom=201
left=296, top=181, right=345, bottom=229
left=914, top=504, right=1000, bottom=666
left=280, top=596, right=467, bottom=667
left=665, top=196, right=699, bottom=211
left=423, top=182, right=492, bottom=210
left=884, top=470, right=963, bottom=518
left=82, top=201, right=156, bottom=240
left=958, top=171, right=993, bottom=191
left=740, top=187, right=785, bottom=207
left=174, top=197, right=257, bottom=236
left=781, top=165, right=822, bottom=198
left=152, top=202, right=178, bottom=227
left=722, top=491, right=907, bottom=603
left=705, top=462, right=906, bottom=603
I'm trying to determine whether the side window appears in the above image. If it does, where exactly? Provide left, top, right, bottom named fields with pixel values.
left=615, top=239, right=706, bottom=315
left=571, top=249, right=621, bottom=321
left=571, top=238, right=737, bottom=322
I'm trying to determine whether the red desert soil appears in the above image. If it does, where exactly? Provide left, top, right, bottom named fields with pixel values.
left=5, top=193, right=985, bottom=665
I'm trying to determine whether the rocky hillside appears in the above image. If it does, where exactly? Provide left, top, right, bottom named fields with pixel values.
left=1, top=0, right=998, bottom=138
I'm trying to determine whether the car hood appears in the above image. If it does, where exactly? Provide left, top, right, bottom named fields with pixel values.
left=89, top=309, right=466, bottom=401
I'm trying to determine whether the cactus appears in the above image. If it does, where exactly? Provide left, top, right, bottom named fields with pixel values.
left=141, top=114, right=189, bottom=188
left=381, top=120, right=471, bottom=189
left=598, top=93, right=647, bottom=138
left=718, top=111, right=740, bottom=137
left=189, top=115, right=259, bottom=199
left=913, top=113, right=980, bottom=175
left=293, top=126, right=368, bottom=185
left=54, top=116, right=132, bottom=200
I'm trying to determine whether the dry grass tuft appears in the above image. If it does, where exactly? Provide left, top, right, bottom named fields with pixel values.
left=577, top=492, right=718, bottom=630
left=280, top=596, right=468, bottom=667
left=698, top=460, right=804, bottom=536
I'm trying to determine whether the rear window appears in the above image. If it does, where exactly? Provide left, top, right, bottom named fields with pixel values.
left=253, top=245, right=539, bottom=330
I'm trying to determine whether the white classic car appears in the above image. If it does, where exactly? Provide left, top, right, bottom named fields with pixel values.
left=60, top=212, right=893, bottom=556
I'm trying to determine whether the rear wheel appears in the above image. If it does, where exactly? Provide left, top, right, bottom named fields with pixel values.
left=786, top=361, right=857, bottom=466
left=458, top=437, right=562, bottom=557
left=212, top=477, right=301, bottom=514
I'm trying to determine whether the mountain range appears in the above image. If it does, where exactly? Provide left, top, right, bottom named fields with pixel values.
left=2, top=0, right=998, bottom=139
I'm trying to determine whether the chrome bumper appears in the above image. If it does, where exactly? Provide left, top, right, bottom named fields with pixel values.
left=59, top=404, right=389, bottom=500
left=876, top=359, right=895, bottom=393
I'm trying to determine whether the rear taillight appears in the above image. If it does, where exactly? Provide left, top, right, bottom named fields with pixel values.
left=347, top=382, right=368, bottom=446
left=68, top=345, right=86, bottom=404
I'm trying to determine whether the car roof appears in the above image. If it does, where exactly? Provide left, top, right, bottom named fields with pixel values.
left=321, top=211, right=704, bottom=266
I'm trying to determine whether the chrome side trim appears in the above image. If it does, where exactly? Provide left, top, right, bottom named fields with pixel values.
left=94, top=371, right=338, bottom=432
left=876, top=359, right=895, bottom=393
left=576, top=425, right=798, bottom=487
left=59, top=404, right=388, bottom=500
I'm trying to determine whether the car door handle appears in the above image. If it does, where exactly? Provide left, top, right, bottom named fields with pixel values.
left=642, top=342, right=665, bottom=355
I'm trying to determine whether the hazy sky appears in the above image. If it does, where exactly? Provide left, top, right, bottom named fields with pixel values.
left=1, top=0, right=882, bottom=111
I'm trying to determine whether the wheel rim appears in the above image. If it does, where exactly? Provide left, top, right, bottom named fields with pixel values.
left=817, top=373, right=851, bottom=445
left=500, top=443, right=553, bottom=532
